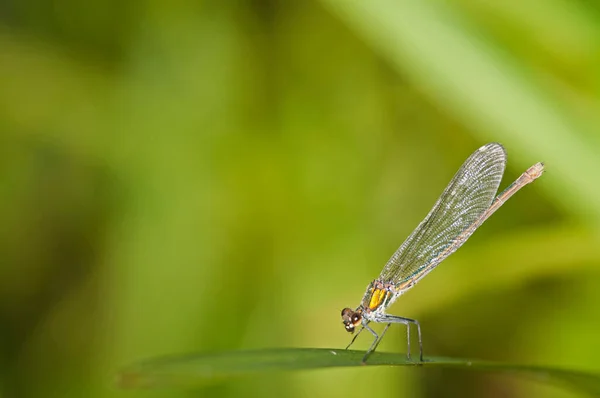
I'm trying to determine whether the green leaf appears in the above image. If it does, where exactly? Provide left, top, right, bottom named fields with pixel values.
left=117, top=348, right=600, bottom=395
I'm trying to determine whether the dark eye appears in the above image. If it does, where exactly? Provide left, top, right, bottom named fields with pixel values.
left=352, top=314, right=360, bottom=323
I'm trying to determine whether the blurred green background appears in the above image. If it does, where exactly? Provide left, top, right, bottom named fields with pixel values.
left=1, top=0, right=599, bottom=397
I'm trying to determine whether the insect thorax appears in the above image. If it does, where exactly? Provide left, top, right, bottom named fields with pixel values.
left=361, top=280, right=399, bottom=313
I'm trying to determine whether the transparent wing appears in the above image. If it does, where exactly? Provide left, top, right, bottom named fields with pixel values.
left=378, top=143, right=506, bottom=288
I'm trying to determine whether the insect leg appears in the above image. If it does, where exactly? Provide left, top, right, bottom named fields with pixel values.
left=372, top=314, right=423, bottom=362
left=345, top=324, right=366, bottom=350
left=362, top=322, right=391, bottom=363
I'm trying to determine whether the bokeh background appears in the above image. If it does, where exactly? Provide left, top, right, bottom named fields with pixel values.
left=1, top=0, right=600, bottom=397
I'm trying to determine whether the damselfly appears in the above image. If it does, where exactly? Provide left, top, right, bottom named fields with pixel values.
left=341, top=143, right=544, bottom=363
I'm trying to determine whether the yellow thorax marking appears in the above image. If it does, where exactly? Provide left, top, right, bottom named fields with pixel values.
left=368, top=288, right=388, bottom=310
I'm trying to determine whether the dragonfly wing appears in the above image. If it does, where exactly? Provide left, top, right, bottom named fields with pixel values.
left=378, top=143, right=507, bottom=288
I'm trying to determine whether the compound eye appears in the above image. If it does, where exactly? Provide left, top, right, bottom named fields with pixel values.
left=352, top=314, right=361, bottom=323
left=341, top=308, right=353, bottom=318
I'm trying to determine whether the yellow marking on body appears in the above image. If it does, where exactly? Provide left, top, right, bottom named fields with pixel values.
left=368, top=288, right=386, bottom=310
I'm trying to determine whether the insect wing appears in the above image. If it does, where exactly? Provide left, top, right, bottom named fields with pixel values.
left=378, top=143, right=507, bottom=288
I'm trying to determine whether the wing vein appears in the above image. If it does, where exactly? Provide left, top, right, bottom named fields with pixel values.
left=378, top=143, right=507, bottom=289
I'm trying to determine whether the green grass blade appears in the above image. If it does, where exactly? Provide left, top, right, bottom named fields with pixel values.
left=320, top=0, right=600, bottom=224
left=117, top=348, right=600, bottom=395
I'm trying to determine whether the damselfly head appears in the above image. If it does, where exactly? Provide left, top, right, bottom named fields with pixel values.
left=341, top=308, right=362, bottom=333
